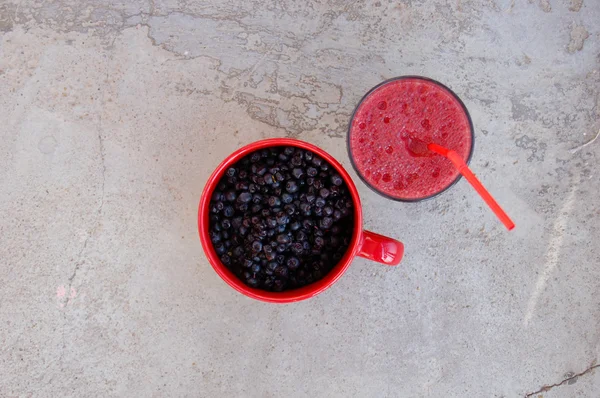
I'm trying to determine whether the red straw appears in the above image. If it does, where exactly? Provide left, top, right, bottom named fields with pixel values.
left=427, top=143, right=515, bottom=231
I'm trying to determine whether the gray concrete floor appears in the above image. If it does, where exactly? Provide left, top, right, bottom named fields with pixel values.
left=1, top=0, right=599, bottom=397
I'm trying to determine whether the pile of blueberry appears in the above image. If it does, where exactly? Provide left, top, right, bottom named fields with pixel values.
left=209, top=146, right=354, bottom=292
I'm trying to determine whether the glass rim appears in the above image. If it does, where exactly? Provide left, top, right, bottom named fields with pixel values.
left=346, top=75, right=475, bottom=203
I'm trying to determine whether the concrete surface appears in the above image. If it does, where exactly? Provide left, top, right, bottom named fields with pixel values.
left=1, top=0, right=599, bottom=396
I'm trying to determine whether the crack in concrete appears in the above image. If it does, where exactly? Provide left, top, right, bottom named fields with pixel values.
left=525, top=363, right=599, bottom=397
left=59, top=36, right=114, bottom=372
left=63, top=42, right=111, bottom=307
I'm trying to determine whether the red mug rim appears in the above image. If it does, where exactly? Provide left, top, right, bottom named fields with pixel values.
left=198, top=138, right=364, bottom=303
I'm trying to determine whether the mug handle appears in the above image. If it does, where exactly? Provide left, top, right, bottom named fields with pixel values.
left=357, top=230, right=404, bottom=266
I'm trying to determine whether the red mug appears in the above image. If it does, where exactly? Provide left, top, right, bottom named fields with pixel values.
left=198, top=138, right=404, bottom=303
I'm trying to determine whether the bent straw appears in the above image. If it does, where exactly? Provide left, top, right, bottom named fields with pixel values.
left=428, top=143, right=515, bottom=231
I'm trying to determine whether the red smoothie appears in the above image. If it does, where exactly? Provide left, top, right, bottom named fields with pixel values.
left=348, top=77, right=473, bottom=200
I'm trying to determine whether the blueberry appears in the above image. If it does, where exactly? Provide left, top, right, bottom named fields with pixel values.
left=290, top=221, right=301, bottom=231
left=251, top=194, right=262, bottom=204
left=321, top=217, right=334, bottom=229
left=237, top=192, right=252, bottom=203
left=296, top=230, right=308, bottom=241
left=252, top=241, right=263, bottom=252
left=273, top=279, right=285, bottom=291
left=212, top=191, right=223, bottom=201
left=286, top=257, right=300, bottom=270
left=315, top=197, right=326, bottom=207
left=263, top=173, right=273, bottom=185
left=302, top=219, right=314, bottom=230
left=331, top=174, right=343, bottom=186
left=266, top=217, right=277, bottom=228
left=282, top=193, right=293, bottom=204
left=268, top=196, right=281, bottom=207
left=284, top=204, right=296, bottom=215
left=291, top=242, right=304, bottom=254
left=256, top=164, right=267, bottom=176
left=319, top=188, right=330, bottom=198
left=274, top=266, right=288, bottom=278
left=277, top=234, right=291, bottom=244
left=232, top=217, right=243, bottom=229
left=323, top=206, right=334, bottom=216
left=235, top=181, right=249, bottom=191
left=221, top=219, right=231, bottom=229
left=307, top=167, right=318, bottom=177
left=214, top=242, right=226, bottom=255
left=292, top=168, right=304, bottom=179
left=210, top=231, right=222, bottom=243
left=299, top=202, right=311, bottom=215
left=225, top=191, right=237, bottom=202
left=223, top=206, right=235, bottom=217
left=285, top=180, right=298, bottom=193
left=265, top=250, right=276, bottom=261
left=243, top=259, right=253, bottom=268
left=333, top=209, right=342, bottom=220
left=276, top=212, right=289, bottom=225
left=233, top=246, right=244, bottom=257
